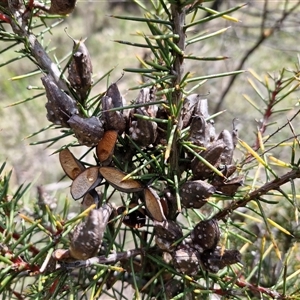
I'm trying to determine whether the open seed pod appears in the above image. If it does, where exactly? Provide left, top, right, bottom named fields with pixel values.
left=191, top=139, right=225, bottom=180
left=99, top=167, right=144, bottom=193
left=68, top=37, right=93, bottom=104
left=154, top=220, right=183, bottom=252
left=172, top=242, right=201, bottom=276
left=143, top=187, right=166, bottom=222
left=117, top=203, right=146, bottom=228
left=96, top=130, right=118, bottom=166
left=68, top=115, right=104, bottom=147
left=191, top=219, right=220, bottom=253
left=42, top=75, right=78, bottom=127
left=69, top=204, right=113, bottom=260
left=217, top=129, right=235, bottom=165
left=71, top=166, right=102, bottom=200
left=180, top=180, right=215, bottom=209
left=59, top=148, right=85, bottom=180
left=200, top=247, right=242, bottom=273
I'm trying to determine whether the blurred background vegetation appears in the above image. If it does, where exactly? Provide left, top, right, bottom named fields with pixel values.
left=1, top=0, right=300, bottom=197
left=1, top=0, right=300, bottom=299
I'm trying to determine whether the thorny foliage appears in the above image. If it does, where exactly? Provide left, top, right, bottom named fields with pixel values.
left=0, top=1, right=300, bottom=299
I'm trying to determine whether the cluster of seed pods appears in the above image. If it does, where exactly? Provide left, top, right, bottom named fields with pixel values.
left=42, top=38, right=242, bottom=275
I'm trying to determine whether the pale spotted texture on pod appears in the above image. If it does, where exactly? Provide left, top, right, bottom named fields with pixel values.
left=71, top=166, right=102, bottom=200
left=180, top=180, right=215, bottom=208
left=129, top=86, right=158, bottom=147
left=191, top=219, right=220, bottom=253
left=68, top=38, right=93, bottom=103
left=143, top=187, right=166, bottom=222
left=200, top=247, right=242, bottom=273
left=96, top=130, right=118, bottom=166
left=59, top=148, right=85, bottom=180
left=68, top=115, right=104, bottom=147
left=69, top=204, right=112, bottom=260
left=99, top=167, right=144, bottom=193
left=34, top=0, right=77, bottom=15
left=42, top=75, right=78, bottom=127
left=102, top=96, right=126, bottom=134
left=154, top=220, right=183, bottom=252
left=172, top=243, right=201, bottom=276
left=191, top=139, right=225, bottom=180
left=164, top=279, right=183, bottom=300
left=129, top=108, right=158, bottom=147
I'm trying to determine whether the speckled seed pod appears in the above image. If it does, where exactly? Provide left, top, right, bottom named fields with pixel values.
left=154, top=220, right=183, bottom=252
left=68, top=38, right=93, bottom=104
left=188, top=115, right=211, bottom=147
left=164, top=279, right=183, bottom=299
left=69, top=204, right=112, bottom=260
left=180, top=180, right=215, bottom=209
left=200, top=247, right=242, bottom=273
left=42, top=75, right=78, bottom=127
left=180, top=94, right=201, bottom=128
left=191, top=139, right=225, bottom=180
left=68, top=115, right=104, bottom=147
left=217, top=129, right=235, bottom=165
left=102, top=96, right=126, bottom=134
left=129, top=108, right=157, bottom=147
left=172, top=243, right=201, bottom=276
left=191, top=219, right=220, bottom=253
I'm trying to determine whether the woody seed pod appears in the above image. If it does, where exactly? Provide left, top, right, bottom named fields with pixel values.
left=172, top=243, right=201, bottom=276
left=68, top=115, right=104, bottom=147
left=34, top=0, right=77, bottom=15
left=68, top=37, right=93, bottom=104
left=69, top=204, right=112, bottom=260
left=42, top=75, right=78, bottom=127
left=180, top=180, right=215, bottom=209
left=191, top=219, right=220, bottom=253
left=200, top=247, right=242, bottom=273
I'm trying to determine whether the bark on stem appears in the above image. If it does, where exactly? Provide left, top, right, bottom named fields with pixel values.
left=169, top=4, right=185, bottom=177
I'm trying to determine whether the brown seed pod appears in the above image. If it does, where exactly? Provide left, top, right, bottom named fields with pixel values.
left=70, top=166, right=102, bottom=200
left=217, top=129, right=235, bottom=165
left=191, top=139, right=225, bottom=180
left=180, top=180, right=215, bottom=209
left=102, top=96, right=126, bottom=134
left=154, top=220, right=183, bottom=252
left=68, top=37, right=93, bottom=104
left=42, top=75, right=78, bottom=127
left=135, top=86, right=157, bottom=117
left=99, top=167, right=144, bottom=193
left=180, top=94, right=201, bottom=128
left=172, top=243, right=201, bottom=276
left=106, top=83, right=124, bottom=109
left=143, top=187, right=166, bottom=222
left=117, top=203, right=146, bottom=228
left=216, top=175, right=244, bottom=196
left=188, top=115, right=211, bottom=147
left=34, top=0, right=77, bottom=15
left=200, top=247, right=242, bottom=273
left=96, top=130, right=118, bottom=166
left=67, top=115, right=104, bottom=147
left=69, top=204, right=113, bottom=260
left=191, top=219, right=220, bottom=253
left=59, top=148, right=85, bottom=180
left=129, top=108, right=158, bottom=147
